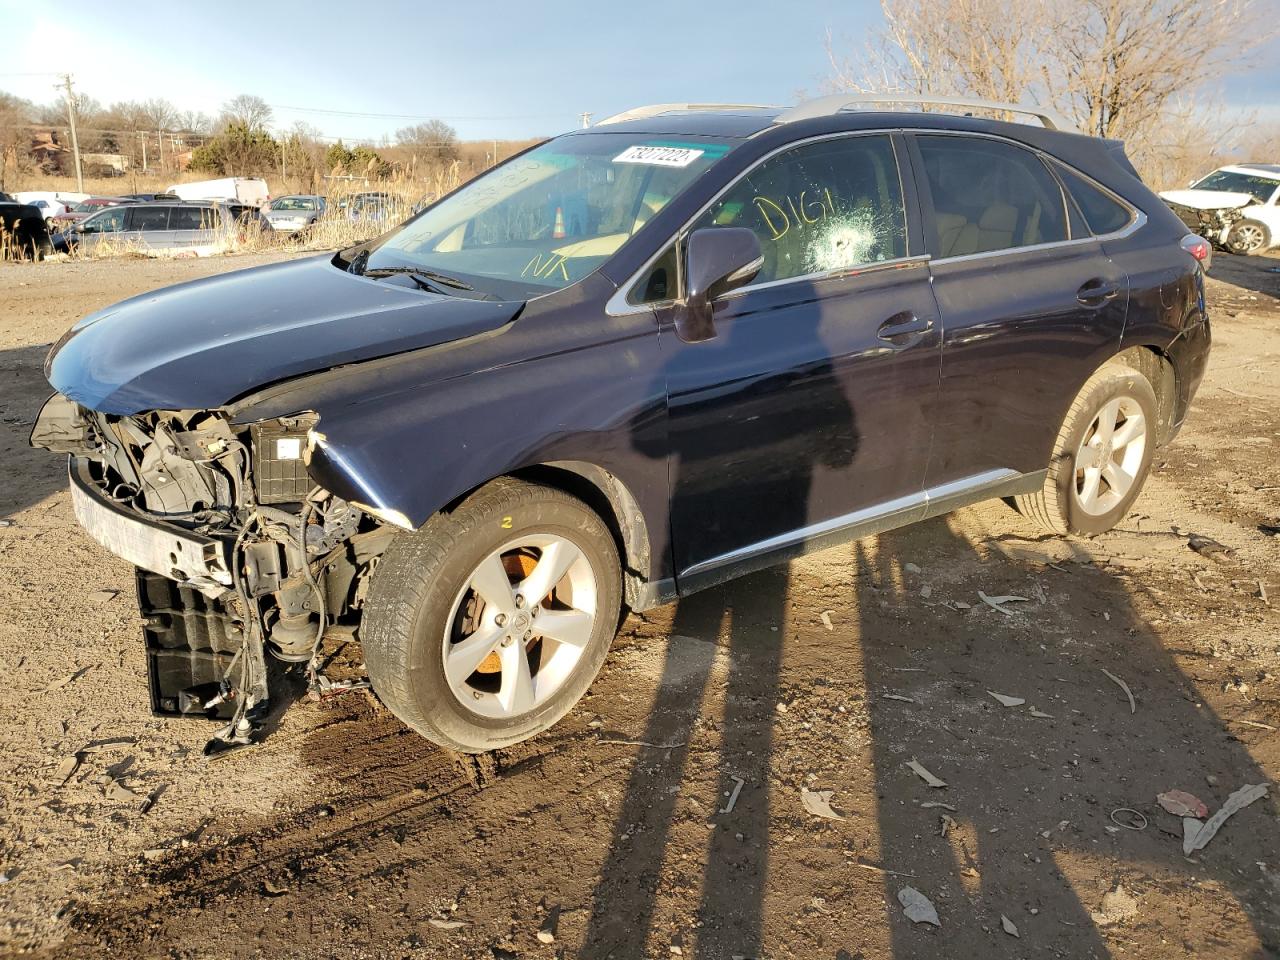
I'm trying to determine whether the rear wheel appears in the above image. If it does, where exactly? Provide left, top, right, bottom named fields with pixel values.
left=1226, top=219, right=1270, bottom=256
left=1015, top=365, right=1157, bottom=537
left=362, top=478, right=621, bottom=753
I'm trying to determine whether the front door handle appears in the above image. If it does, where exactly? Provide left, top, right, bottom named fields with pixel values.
left=1077, top=278, right=1121, bottom=306
left=877, top=311, right=934, bottom=343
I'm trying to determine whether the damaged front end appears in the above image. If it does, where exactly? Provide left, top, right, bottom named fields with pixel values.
left=1158, top=189, right=1253, bottom=248
left=31, top=393, right=392, bottom=755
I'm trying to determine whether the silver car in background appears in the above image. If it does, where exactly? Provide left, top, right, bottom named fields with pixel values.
left=55, top=201, right=269, bottom=256
left=263, top=194, right=327, bottom=233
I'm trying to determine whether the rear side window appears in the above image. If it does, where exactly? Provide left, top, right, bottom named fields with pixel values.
left=917, top=136, right=1068, bottom=257
left=1052, top=163, right=1134, bottom=235
left=128, top=206, right=171, bottom=231
left=689, top=134, right=908, bottom=285
left=169, top=207, right=211, bottom=230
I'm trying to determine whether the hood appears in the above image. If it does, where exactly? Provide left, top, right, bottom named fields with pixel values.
left=1159, top=188, right=1256, bottom=211
left=46, top=254, right=523, bottom=415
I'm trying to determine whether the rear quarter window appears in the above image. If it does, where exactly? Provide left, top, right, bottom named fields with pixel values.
left=1052, top=163, right=1133, bottom=235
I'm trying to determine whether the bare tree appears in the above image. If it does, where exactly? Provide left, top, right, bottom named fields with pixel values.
left=396, top=119, right=459, bottom=163
left=0, top=91, right=35, bottom=190
left=827, top=0, right=1274, bottom=182
left=175, top=110, right=213, bottom=136
left=219, top=94, right=272, bottom=132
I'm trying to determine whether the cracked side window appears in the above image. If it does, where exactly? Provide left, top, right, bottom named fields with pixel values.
left=690, top=134, right=907, bottom=285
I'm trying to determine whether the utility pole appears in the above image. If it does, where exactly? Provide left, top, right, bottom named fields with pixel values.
left=491, top=139, right=497, bottom=168
left=60, top=74, right=84, bottom=192
left=140, top=132, right=148, bottom=172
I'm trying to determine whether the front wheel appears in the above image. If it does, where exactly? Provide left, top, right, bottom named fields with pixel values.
left=362, top=478, right=621, bottom=753
left=1014, top=365, right=1157, bottom=537
left=1226, top=219, right=1270, bottom=256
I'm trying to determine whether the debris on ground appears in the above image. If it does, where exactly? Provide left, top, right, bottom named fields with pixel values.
left=718, top=776, right=745, bottom=814
left=536, top=904, right=561, bottom=944
left=1157, top=790, right=1208, bottom=819
left=1028, top=708, right=1055, bottom=719
left=897, top=887, right=940, bottom=926
left=1183, top=783, right=1270, bottom=855
left=906, top=759, right=947, bottom=788
left=427, top=918, right=469, bottom=931
left=87, top=590, right=119, bottom=604
left=51, top=754, right=81, bottom=786
left=1233, top=718, right=1277, bottom=731
left=939, top=814, right=958, bottom=838
left=43, top=666, right=91, bottom=693
left=1187, top=533, right=1234, bottom=562
left=819, top=610, right=834, bottom=631
left=106, top=781, right=139, bottom=804
left=800, top=788, right=846, bottom=821
left=920, top=801, right=957, bottom=811
left=261, top=877, right=287, bottom=897
left=988, top=691, right=1025, bottom=707
left=1110, top=807, right=1148, bottom=831
left=1091, top=885, right=1138, bottom=926
left=1101, top=667, right=1137, bottom=713
left=977, top=591, right=1030, bottom=615
left=882, top=693, right=915, bottom=702
left=1001, top=914, right=1019, bottom=937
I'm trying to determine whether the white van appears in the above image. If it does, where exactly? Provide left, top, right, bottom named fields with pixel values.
left=165, top=177, right=269, bottom=207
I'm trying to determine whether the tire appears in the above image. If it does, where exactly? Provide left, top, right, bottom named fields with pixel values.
left=362, top=477, right=621, bottom=753
left=1014, top=365, right=1158, bottom=537
left=1225, top=219, right=1270, bottom=256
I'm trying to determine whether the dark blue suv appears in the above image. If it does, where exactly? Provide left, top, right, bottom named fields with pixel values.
left=32, top=96, right=1211, bottom=754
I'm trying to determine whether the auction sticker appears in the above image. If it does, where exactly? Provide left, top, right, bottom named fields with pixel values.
left=614, top=144, right=705, bottom=167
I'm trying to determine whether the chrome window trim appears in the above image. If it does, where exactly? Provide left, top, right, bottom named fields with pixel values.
left=606, top=126, right=1150, bottom=316
left=679, top=468, right=1021, bottom=581
left=605, top=129, right=913, bottom=317
left=910, top=129, right=1146, bottom=265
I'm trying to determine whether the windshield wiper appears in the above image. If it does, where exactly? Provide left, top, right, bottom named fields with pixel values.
left=362, top=266, right=475, bottom=291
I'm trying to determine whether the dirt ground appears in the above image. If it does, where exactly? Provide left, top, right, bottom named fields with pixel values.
left=0, top=250, right=1278, bottom=960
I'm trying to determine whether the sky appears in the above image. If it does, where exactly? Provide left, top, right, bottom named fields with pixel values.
left=0, top=0, right=870, bottom=142
left=1, top=0, right=1277, bottom=144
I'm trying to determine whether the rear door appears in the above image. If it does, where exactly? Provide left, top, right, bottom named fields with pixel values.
left=649, top=132, right=942, bottom=591
left=125, top=204, right=172, bottom=251
left=167, top=205, right=210, bottom=248
left=909, top=133, right=1128, bottom=492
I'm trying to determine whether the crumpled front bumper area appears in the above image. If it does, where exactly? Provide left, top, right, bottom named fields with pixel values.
left=68, top=457, right=233, bottom=597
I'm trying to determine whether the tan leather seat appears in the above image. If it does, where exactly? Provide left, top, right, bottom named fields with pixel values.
left=936, top=212, right=977, bottom=257
left=976, top=202, right=1018, bottom=251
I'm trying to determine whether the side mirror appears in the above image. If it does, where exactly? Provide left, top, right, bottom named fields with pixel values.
left=676, top=227, right=764, bottom=343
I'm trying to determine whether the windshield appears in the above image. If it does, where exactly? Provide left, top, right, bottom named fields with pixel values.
left=364, top=132, right=738, bottom=298
left=273, top=197, right=318, bottom=211
left=1193, top=169, right=1280, bottom=204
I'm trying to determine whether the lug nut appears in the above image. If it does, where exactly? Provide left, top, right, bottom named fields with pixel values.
left=494, top=613, right=507, bottom=627
left=523, top=630, right=532, bottom=641
left=501, top=636, right=513, bottom=647
left=514, top=594, right=525, bottom=608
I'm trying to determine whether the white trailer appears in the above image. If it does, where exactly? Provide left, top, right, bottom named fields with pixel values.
left=166, top=177, right=269, bottom=206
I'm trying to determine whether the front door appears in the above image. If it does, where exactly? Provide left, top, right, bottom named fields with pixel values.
left=651, top=133, right=942, bottom=591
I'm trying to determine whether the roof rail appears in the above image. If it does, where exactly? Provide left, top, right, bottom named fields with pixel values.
left=595, top=103, right=780, bottom=126
left=774, top=94, right=1077, bottom=133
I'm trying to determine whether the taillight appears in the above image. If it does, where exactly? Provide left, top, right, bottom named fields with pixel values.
left=1181, top=234, right=1212, bottom=271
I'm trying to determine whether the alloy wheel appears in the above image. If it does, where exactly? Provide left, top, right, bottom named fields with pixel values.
left=1073, top=396, right=1147, bottom=516
left=1231, top=223, right=1267, bottom=254
left=442, top=534, right=597, bottom=719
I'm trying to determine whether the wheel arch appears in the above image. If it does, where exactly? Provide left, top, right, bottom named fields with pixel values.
left=1104, top=344, right=1178, bottom=445
left=442, top=460, right=664, bottom=613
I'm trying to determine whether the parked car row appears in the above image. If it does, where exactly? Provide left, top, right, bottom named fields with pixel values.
left=50, top=200, right=271, bottom=255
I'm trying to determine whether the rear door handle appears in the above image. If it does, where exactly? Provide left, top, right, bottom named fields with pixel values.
left=1077, top=278, right=1121, bottom=305
left=876, top=311, right=934, bottom=343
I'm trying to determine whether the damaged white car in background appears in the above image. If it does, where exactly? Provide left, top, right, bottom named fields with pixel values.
left=1160, top=164, right=1280, bottom=256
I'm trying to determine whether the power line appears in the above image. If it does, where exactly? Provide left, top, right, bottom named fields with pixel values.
left=267, top=103, right=565, bottom=122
